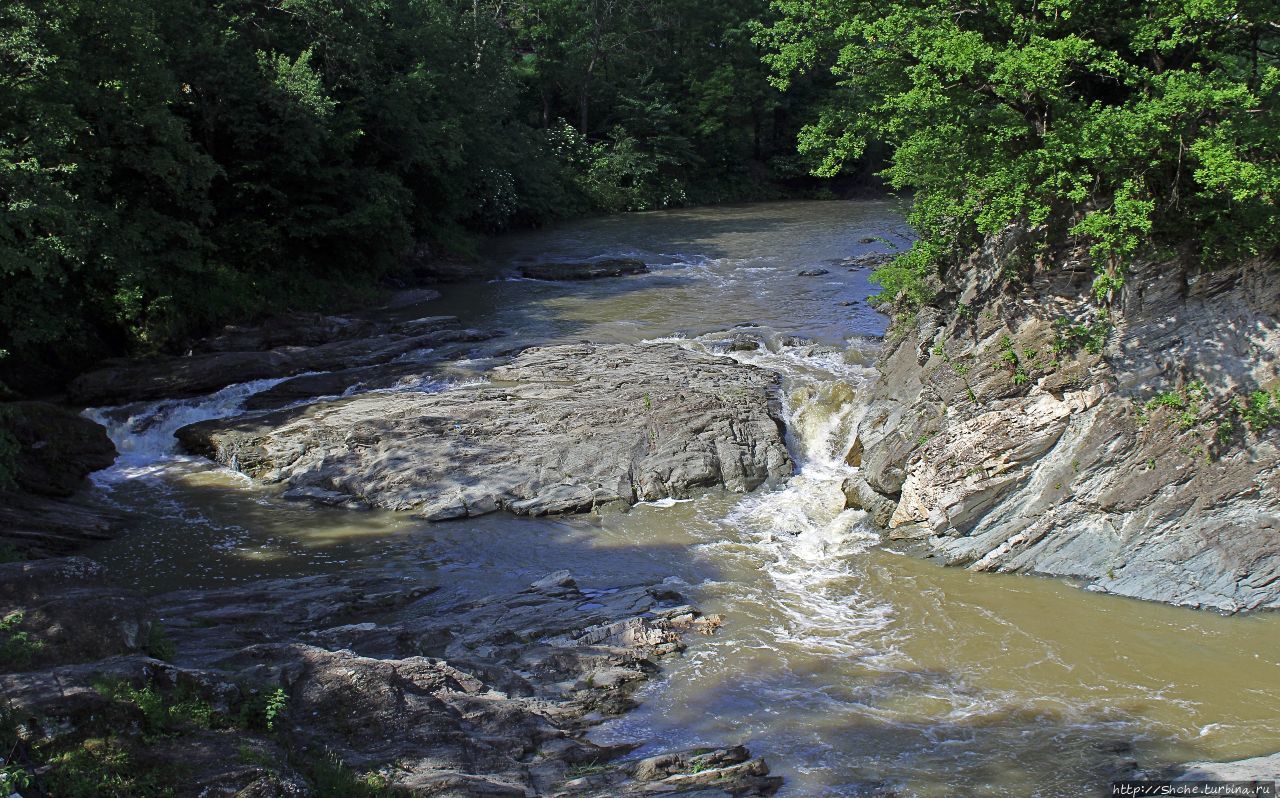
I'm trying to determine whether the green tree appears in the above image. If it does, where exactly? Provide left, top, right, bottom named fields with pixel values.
left=760, top=0, right=1280, bottom=307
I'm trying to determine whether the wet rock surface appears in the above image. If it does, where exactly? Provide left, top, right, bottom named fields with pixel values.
left=68, top=313, right=487, bottom=406
left=1174, top=752, right=1280, bottom=782
left=519, top=258, right=649, bottom=281
left=0, top=560, right=780, bottom=797
left=847, top=230, right=1280, bottom=612
left=176, top=342, right=793, bottom=520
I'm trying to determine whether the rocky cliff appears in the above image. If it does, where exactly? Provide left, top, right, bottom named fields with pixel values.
left=845, top=230, right=1280, bottom=612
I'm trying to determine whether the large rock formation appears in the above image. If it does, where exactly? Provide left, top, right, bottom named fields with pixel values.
left=846, top=230, right=1280, bottom=612
left=176, top=342, right=793, bottom=520
left=0, top=558, right=781, bottom=797
left=0, top=402, right=121, bottom=558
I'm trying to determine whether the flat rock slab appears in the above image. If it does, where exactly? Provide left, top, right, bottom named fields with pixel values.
left=68, top=315, right=467, bottom=405
left=520, top=258, right=648, bottom=280
left=177, top=342, right=792, bottom=520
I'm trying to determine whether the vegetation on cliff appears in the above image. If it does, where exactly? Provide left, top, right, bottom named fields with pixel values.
left=760, top=0, right=1280, bottom=307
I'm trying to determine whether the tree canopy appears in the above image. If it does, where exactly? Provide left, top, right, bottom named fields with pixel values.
left=759, top=0, right=1280, bottom=305
left=3, top=0, right=1277, bottom=391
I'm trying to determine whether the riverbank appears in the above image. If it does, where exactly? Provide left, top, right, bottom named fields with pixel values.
left=2, top=553, right=783, bottom=797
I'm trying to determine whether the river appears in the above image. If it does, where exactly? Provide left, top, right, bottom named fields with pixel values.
left=80, top=200, right=1280, bottom=797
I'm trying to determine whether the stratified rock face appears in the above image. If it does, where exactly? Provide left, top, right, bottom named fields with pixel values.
left=177, top=343, right=793, bottom=520
left=849, top=228, right=1280, bottom=613
left=519, top=258, right=648, bottom=280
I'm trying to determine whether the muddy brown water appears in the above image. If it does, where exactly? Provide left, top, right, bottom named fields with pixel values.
left=81, top=200, right=1280, bottom=797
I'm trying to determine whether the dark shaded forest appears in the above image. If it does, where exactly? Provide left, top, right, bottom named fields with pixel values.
left=1, top=0, right=849, bottom=392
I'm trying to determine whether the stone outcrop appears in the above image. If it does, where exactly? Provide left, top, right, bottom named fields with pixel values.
left=847, top=229, right=1280, bottom=612
left=176, top=342, right=793, bottom=520
left=1175, top=752, right=1280, bottom=783
left=0, top=559, right=780, bottom=797
left=0, top=402, right=121, bottom=558
left=68, top=314, right=491, bottom=405
left=519, top=258, right=649, bottom=281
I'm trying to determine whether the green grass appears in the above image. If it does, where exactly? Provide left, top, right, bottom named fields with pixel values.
left=0, top=610, right=44, bottom=668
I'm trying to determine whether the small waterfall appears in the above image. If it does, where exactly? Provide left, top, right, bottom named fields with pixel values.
left=649, top=329, right=897, bottom=657
left=82, top=377, right=289, bottom=482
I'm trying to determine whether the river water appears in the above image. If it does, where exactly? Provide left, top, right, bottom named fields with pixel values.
left=81, top=200, right=1280, bottom=797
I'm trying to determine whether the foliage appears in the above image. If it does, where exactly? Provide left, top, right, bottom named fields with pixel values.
left=0, top=0, right=835, bottom=391
left=265, top=687, right=289, bottom=732
left=43, top=736, right=182, bottom=798
left=302, top=750, right=394, bottom=798
left=0, top=610, right=44, bottom=668
left=145, top=622, right=177, bottom=662
left=0, top=404, right=19, bottom=490
left=1231, top=388, right=1280, bottom=432
left=760, top=0, right=1280, bottom=308
left=1052, top=312, right=1111, bottom=357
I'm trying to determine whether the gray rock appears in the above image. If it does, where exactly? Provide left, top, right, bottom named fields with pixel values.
left=0, top=403, right=120, bottom=558
left=797, top=268, right=830, bottom=277
left=0, top=557, right=152, bottom=667
left=240, top=326, right=497, bottom=411
left=840, top=474, right=896, bottom=528
left=0, top=493, right=123, bottom=558
left=177, top=343, right=792, bottom=520
left=69, top=315, right=467, bottom=405
left=520, top=258, right=648, bottom=281
left=839, top=252, right=896, bottom=270
left=849, top=227, right=1280, bottom=612
left=0, top=401, right=116, bottom=497
left=1175, top=752, right=1280, bottom=782
left=2, top=552, right=777, bottom=796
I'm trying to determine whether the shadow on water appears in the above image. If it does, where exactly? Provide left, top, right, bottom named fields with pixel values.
left=86, top=468, right=728, bottom=598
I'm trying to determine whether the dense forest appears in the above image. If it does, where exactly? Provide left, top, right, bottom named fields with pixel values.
left=2, top=0, right=1278, bottom=392
left=1, top=0, right=840, bottom=392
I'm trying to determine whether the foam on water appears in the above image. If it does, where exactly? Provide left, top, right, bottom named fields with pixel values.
left=83, top=377, right=291, bottom=483
left=643, top=327, right=901, bottom=660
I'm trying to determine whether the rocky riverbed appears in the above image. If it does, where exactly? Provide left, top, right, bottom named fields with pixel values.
left=1, top=556, right=781, bottom=797
left=3, top=200, right=1279, bottom=796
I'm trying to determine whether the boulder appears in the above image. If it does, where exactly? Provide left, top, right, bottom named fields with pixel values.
left=177, top=343, right=792, bottom=520
left=520, top=259, right=648, bottom=281
left=1, top=401, right=116, bottom=497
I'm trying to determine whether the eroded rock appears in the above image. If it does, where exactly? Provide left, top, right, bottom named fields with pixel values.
left=177, top=343, right=792, bottom=520
left=847, top=228, right=1280, bottom=612
left=1, top=560, right=777, bottom=796
left=68, top=315, right=474, bottom=405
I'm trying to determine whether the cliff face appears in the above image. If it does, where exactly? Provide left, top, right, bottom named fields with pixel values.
left=846, top=230, right=1280, bottom=612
